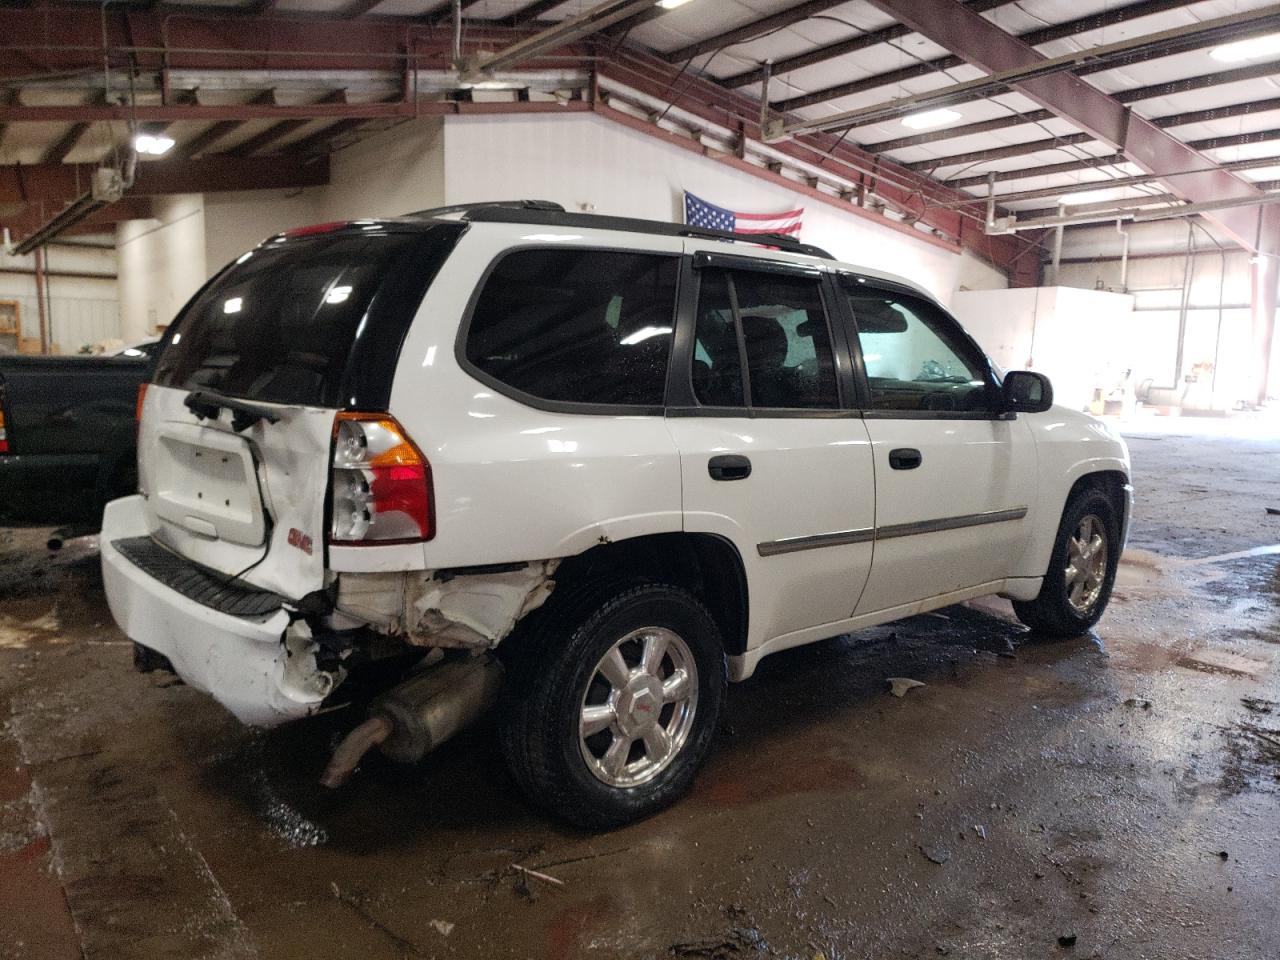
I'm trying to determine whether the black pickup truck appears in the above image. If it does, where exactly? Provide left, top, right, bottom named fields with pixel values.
left=0, top=343, right=157, bottom=529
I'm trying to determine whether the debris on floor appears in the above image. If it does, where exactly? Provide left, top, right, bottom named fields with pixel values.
left=511, top=863, right=565, bottom=888
left=671, top=925, right=768, bottom=958
left=919, top=844, right=952, bottom=865
left=887, top=677, right=927, bottom=698
left=1123, top=696, right=1153, bottom=709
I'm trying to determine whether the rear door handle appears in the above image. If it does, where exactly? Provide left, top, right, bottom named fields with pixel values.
left=708, top=454, right=752, bottom=481
left=888, top=448, right=922, bottom=470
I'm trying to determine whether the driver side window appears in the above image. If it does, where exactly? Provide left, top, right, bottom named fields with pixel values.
left=845, top=285, right=994, bottom=413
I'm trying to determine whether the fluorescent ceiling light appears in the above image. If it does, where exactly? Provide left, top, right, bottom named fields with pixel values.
left=657, top=0, right=694, bottom=8
left=901, top=108, right=962, bottom=130
left=134, top=133, right=175, bottom=156
left=1210, top=32, right=1280, bottom=62
left=1060, top=188, right=1123, bottom=206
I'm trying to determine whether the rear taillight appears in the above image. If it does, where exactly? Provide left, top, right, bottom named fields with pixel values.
left=328, top=412, right=433, bottom=544
left=0, top=408, right=7, bottom=454
left=135, top=383, right=148, bottom=423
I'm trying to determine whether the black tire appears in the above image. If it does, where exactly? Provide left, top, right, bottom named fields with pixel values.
left=499, top=580, right=726, bottom=829
left=1013, top=486, right=1121, bottom=637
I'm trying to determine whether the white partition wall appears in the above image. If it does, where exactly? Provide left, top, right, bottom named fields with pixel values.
left=441, top=113, right=1007, bottom=306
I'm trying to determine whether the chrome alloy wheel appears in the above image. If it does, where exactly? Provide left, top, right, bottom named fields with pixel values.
left=578, top=627, right=699, bottom=788
left=1066, top=514, right=1108, bottom=614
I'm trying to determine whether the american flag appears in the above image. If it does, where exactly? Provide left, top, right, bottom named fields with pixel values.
left=683, top=191, right=804, bottom=237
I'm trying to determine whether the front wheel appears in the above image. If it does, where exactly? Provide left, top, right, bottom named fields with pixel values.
left=499, top=582, right=726, bottom=829
left=1013, top=488, right=1120, bottom=637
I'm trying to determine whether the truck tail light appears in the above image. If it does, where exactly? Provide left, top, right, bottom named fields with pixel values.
left=0, top=408, right=7, bottom=454
left=328, top=412, right=433, bottom=544
left=136, top=383, right=148, bottom=423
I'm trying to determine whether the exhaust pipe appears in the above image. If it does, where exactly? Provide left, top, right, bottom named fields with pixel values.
left=321, top=655, right=504, bottom=788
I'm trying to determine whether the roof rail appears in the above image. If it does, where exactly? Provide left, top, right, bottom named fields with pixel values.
left=461, top=206, right=834, bottom=260
left=405, top=199, right=565, bottom=219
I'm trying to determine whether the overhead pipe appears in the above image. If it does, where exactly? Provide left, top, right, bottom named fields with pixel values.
left=460, top=0, right=658, bottom=80
left=989, top=191, right=1280, bottom=234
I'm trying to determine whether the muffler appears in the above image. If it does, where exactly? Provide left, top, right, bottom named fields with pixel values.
left=321, top=654, right=503, bottom=788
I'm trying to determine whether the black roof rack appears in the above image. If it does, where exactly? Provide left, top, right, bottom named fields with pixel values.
left=460, top=205, right=834, bottom=260
left=405, top=199, right=565, bottom=219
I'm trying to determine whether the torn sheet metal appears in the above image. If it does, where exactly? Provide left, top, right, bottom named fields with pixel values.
left=333, top=561, right=558, bottom=649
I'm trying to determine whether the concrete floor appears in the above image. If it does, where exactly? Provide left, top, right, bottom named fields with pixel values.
left=2, top=419, right=1278, bottom=960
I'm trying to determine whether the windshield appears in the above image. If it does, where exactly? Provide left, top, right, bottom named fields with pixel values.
left=154, top=225, right=462, bottom=408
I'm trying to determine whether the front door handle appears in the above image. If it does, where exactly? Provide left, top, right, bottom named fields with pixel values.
left=708, top=454, right=752, bottom=481
left=888, top=448, right=923, bottom=470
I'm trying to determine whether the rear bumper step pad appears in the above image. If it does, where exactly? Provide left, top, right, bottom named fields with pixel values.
left=112, top=536, right=283, bottom=618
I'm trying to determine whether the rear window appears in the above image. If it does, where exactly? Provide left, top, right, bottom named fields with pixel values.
left=463, top=248, right=678, bottom=409
left=154, top=226, right=461, bottom=408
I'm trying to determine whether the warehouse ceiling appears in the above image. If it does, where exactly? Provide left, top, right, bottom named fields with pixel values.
left=2, top=0, right=1279, bottom=271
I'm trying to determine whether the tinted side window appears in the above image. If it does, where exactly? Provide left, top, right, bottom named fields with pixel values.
left=692, top=269, right=744, bottom=407
left=465, top=250, right=677, bottom=407
left=692, top=267, right=838, bottom=410
left=846, top=287, right=993, bottom=413
left=733, top=271, right=837, bottom=409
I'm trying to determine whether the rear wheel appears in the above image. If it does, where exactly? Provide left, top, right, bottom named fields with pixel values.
left=499, top=581, right=725, bottom=829
left=1013, top=488, right=1120, bottom=637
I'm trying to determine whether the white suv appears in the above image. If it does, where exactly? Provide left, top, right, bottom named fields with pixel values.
left=102, top=201, right=1132, bottom=828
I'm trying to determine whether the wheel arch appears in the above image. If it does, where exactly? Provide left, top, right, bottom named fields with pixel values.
left=1017, top=463, right=1131, bottom=580
left=545, top=532, right=750, bottom=656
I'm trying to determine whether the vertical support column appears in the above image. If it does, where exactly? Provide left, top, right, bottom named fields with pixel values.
left=451, top=0, right=463, bottom=69
left=34, top=246, right=48, bottom=355
left=1047, top=203, right=1065, bottom=286
left=1251, top=254, right=1277, bottom=407
left=1117, top=221, right=1129, bottom=293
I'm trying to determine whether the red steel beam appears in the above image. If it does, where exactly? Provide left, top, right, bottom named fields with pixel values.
left=0, top=8, right=565, bottom=77
left=0, top=197, right=155, bottom=238
left=0, top=156, right=330, bottom=204
left=226, top=90, right=347, bottom=157
left=173, top=90, right=276, bottom=159
left=860, top=0, right=1278, bottom=254
left=596, top=46, right=1040, bottom=282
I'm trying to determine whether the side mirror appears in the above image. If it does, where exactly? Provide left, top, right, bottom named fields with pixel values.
left=1002, top=371, right=1053, bottom=414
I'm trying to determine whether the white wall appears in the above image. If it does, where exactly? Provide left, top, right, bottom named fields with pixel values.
left=204, top=188, right=322, bottom=274
left=111, top=112, right=1007, bottom=350
left=442, top=113, right=1005, bottom=305
left=320, top=118, right=445, bottom=222
left=116, top=195, right=207, bottom=341
left=953, top=286, right=1137, bottom=411
left=201, top=117, right=446, bottom=275
left=1057, top=219, right=1268, bottom=405
left=0, top=241, right=119, bottom=354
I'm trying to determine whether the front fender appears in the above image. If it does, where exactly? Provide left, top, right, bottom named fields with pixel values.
left=1012, top=408, right=1131, bottom=579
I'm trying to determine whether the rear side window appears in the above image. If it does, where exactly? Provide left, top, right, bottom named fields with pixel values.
left=464, top=249, right=678, bottom=408
left=692, top=267, right=838, bottom=410
left=154, top=227, right=461, bottom=409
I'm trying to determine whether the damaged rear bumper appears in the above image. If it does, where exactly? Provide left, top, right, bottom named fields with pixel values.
left=101, top=495, right=327, bottom=727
